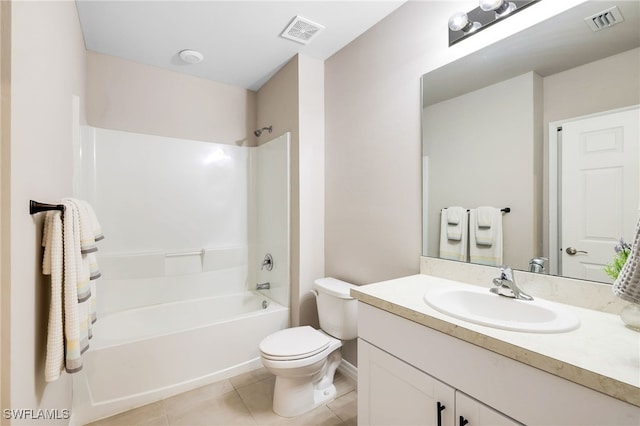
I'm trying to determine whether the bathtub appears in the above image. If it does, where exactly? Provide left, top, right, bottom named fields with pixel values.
left=71, top=291, right=289, bottom=425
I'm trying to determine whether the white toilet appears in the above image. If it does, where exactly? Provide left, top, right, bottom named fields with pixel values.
left=259, top=277, right=358, bottom=417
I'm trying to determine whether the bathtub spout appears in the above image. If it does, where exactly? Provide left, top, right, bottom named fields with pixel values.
left=257, top=282, right=271, bottom=290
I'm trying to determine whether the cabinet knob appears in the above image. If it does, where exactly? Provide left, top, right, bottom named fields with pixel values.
left=459, top=416, right=469, bottom=426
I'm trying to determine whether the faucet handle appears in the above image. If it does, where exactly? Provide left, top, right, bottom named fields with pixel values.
left=499, top=265, right=514, bottom=281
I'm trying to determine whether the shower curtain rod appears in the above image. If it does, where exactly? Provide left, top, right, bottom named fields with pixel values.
left=30, top=200, right=65, bottom=215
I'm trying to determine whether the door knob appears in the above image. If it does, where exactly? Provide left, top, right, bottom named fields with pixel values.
left=566, top=247, right=588, bottom=255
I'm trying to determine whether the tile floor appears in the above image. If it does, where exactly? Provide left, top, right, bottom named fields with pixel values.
left=86, top=368, right=357, bottom=426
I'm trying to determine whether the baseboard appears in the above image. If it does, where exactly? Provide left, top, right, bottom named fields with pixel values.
left=337, top=359, right=357, bottom=383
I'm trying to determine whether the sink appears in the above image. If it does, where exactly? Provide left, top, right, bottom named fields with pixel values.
left=424, top=286, right=580, bottom=333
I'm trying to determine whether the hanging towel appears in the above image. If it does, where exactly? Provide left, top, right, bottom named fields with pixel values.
left=613, top=216, right=640, bottom=304
left=475, top=206, right=498, bottom=246
left=445, top=206, right=466, bottom=241
left=469, top=208, right=503, bottom=266
left=439, top=208, right=468, bottom=262
left=42, top=210, right=64, bottom=382
left=42, top=198, right=103, bottom=381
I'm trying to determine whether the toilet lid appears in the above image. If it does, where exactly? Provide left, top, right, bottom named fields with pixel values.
left=260, top=326, right=330, bottom=360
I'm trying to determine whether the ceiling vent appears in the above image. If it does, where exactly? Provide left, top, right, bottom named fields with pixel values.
left=584, top=6, right=625, bottom=32
left=281, top=16, right=325, bottom=45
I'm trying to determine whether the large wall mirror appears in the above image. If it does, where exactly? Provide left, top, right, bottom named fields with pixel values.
left=422, top=0, right=640, bottom=284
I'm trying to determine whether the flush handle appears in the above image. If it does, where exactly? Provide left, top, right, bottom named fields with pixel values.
left=566, top=247, right=588, bottom=255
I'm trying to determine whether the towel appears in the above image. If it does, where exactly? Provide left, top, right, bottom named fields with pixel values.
left=475, top=206, right=498, bottom=246
left=469, top=208, right=503, bottom=266
left=445, top=206, right=466, bottom=241
left=439, top=208, right=468, bottom=262
left=613, top=216, right=640, bottom=304
left=42, top=199, right=103, bottom=381
left=42, top=211, right=64, bottom=382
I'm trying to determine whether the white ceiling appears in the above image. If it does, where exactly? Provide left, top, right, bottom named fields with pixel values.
left=76, top=0, right=406, bottom=91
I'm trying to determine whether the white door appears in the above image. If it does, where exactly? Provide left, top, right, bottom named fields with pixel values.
left=560, top=106, right=639, bottom=282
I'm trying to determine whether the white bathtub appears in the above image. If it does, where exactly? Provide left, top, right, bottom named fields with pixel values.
left=71, top=291, right=289, bottom=425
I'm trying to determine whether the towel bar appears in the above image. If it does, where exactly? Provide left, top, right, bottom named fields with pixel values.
left=166, top=250, right=204, bottom=258
left=442, top=207, right=511, bottom=213
left=30, top=200, right=65, bottom=215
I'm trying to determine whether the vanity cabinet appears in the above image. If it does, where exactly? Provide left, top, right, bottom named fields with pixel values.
left=357, top=302, right=640, bottom=425
left=359, top=339, right=520, bottom=425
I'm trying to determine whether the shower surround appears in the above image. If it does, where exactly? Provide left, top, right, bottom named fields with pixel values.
left=71, top=127, right=290, bottom=424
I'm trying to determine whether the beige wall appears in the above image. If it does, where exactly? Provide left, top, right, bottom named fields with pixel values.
left=87, top=51, right=257, bottom=146
left=297, top=55, right=325, bottom=328
left=5, top=1, right=86, bottom=423
left=256, top=56, right=301, bottom=325
left=256, top=54, right=326, bottom=328
left=0, top=1, right=10, bottom=420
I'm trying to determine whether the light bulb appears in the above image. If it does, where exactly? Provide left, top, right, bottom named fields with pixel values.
left=479, top=0, right=503, bottom=11
left=479, top=0, right=517, bottom=17
left=448, top=11, right=481, bottom=33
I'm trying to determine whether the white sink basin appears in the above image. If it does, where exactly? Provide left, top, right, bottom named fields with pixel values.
left=424, top=286, right=580, bottom=333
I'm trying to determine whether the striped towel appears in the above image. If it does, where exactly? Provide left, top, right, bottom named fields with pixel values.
left=42, top=199, right=103, bottom=381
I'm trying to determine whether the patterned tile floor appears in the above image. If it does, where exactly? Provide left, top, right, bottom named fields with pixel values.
left=86, top=368, right=357, bottom=426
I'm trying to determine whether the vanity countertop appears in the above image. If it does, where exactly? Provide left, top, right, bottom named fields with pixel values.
left=351, top=274, right=640, bottom=407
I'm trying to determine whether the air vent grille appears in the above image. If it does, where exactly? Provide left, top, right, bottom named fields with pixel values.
left=281, top=16, right=325, bottom=45
left=584, top=6, right=625, bottom=32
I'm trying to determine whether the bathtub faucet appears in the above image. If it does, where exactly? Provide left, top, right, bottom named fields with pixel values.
left=256, top=282, right=271, bottom=290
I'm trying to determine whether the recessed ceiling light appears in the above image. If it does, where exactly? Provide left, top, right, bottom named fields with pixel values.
left=179, top=49, right=204, bottom=64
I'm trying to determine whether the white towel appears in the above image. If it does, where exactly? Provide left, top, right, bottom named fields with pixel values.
left=43, top=211, right=64, bottom=382
left=440, top=208, right=468, bottom=262
left=475, top=206, right=497, bottom=246
left=445, top=207, right=466, bottom=241
left=469, top=208, right=503, bottom=266
left=613, top=215, right=640, bottom=304
left=42, top=199, right=103, bottom=380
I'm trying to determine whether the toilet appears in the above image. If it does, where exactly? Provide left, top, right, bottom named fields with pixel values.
left=259, top=277, right=358, bottom=417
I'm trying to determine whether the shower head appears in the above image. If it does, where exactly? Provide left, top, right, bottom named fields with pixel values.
left=254, top=126, right=273, bottom=137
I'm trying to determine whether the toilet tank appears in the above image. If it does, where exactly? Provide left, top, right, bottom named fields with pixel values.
left=312, top=277, right=358, bottom=340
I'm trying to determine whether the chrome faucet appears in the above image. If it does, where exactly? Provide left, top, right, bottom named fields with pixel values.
left=261, top=253, right=273, bottom=271
left=528, top=257, right=547, bottom=274
left=491, top=266, right=533, bottom=301
left=256, top=282, right=270, bottom=290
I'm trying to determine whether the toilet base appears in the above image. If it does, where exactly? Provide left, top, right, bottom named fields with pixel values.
left=271, top=350, right=342, bottom=418
left=273, top=379, right=337, bottom=418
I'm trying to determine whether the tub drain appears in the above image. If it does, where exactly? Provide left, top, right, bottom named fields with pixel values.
left=262, top=300, right=268, bottom=309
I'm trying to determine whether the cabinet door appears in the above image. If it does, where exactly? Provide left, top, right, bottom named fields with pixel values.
left=359, top=339, right=455, bottom=426
left=456, top=391, right=523, bottom=426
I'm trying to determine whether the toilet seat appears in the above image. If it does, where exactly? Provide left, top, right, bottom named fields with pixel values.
left=260, top=326, right=330, bottom=361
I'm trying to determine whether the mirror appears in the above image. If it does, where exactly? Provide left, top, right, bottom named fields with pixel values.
left=422, top=0, right=640, bottom=283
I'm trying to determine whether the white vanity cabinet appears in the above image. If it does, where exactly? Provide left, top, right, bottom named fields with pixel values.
left=359, top=339, right=520, bottom=425
left=357, top=302, right=640, bottom=425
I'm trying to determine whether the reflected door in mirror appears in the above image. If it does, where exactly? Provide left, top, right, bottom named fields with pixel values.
left=560, top=106, right=639, bottom=282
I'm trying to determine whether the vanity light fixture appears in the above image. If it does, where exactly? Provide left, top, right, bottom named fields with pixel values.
left=448, top=0, right=539, bottom=46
